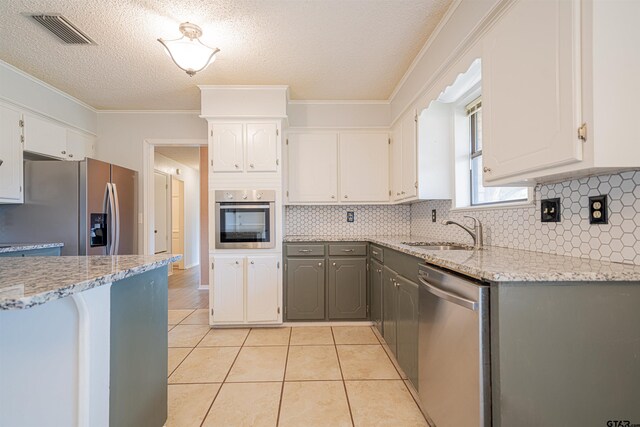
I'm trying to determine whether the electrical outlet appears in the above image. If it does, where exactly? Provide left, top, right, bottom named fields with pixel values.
left=541, top=198, right=561, bottom=222
left=347, top=211, right=355, bottom=223
left=431, top=209, right=437, bottom=223
left=589, top=195, right=608, bottom=224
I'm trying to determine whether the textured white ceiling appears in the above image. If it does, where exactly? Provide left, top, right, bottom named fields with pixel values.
left=155, top=146, right=201, bottom=170
left=0, top=0, right=453, bottom=110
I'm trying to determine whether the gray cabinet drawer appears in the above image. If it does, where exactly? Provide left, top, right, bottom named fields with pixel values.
left=286, top=244, right=325, bottom=257
left=370, top=245, right=384, bottom=262
left=328, top=243, right=367, bottom=256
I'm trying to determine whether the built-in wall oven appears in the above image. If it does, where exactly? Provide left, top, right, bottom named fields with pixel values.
left=215, top=190, right=276, bottom=249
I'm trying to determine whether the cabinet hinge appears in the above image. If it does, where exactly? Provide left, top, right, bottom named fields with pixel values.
left=19, top=119, right=24, bottom=128
left=277, top=261, right=280, bottom=269
left=366, top=262, right=369, bottom=271
left=276, top=129, right=279, bottom=137
left=414, top=114, right=418, bottom=123
left=389, top=190, right=391, bottom=196
left=284, top=306, right=287, bottom=315
left=210, top=130, right=213, bottom=137
left=211, top=262, right=214, bottom=270
left=211, top=308, right=214, bottom=316
left=284, top=263, right=287, bottom=271
left=20, top=186, right=22, bottom=192
left=20, top=135, right=24, bottom=144
left=276, top=159, right=279, bottom=166
left=286, top=190, right=289, bottom=197
left=366, top=304, right=370, bottom=315
left=578, top=123, right=587, bottom=142
left=210, top=159, right=213, bottom=167
left=286, top=138, right=289, bottom=145
left=388, top=138, right=391, bottom=145
left=415, top=181, right=418, bottom=189
left=277, top=307, right=281, bottom=314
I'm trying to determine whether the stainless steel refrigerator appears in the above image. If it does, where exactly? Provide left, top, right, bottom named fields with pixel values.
left=0, top=158, right=137, bottom=255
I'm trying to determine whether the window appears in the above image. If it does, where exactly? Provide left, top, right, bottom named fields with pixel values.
left=467, top=98, right=528, bottom=206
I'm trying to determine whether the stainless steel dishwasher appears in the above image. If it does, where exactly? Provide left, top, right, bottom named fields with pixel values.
left=417, top=264, right=490, bottom=427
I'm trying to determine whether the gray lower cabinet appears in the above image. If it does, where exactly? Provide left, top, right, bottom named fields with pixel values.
left=286, top=258, right=325, bottom=320
left=370, top=259, right=384, bottom=334
left=328, top=257, right=367, bottom=319
left=382, top=266, right=398, bottom=352
left=395, top=274, right=419, bottom=388
left=0, top=247, right=61, bottom=257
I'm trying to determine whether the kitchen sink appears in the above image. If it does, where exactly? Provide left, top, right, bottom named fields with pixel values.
left=402, top=242, right=474, bottom=250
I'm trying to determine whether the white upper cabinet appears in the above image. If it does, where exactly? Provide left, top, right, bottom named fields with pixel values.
left=211, top=255, right=245, bottom=323
left=482, top=0, right=582, bottom=183
left=0, top=104, right=23, bottom=204
left=66, top=129, right=96, bottom=160
left=246, top=255, right=281, bottom=323
left=287, top=133, right=338, bottom=203
left=209, top=122, right=280, bottom=175
left=339, top=133, right=389, bottom=203
left=400, top=113, right=418, bottom=199
left=246, top=123, right=278, bottom=172
left=210, top=123, right=244, bottom=172
left=23, top=114, right=68, bottom=160
left=390, top=124, right=403, bottom=202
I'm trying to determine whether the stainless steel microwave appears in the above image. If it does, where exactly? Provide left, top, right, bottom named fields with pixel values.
left=214, top=190, right=276, bottom=249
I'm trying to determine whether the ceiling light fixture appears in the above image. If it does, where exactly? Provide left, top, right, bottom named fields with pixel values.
left=157, top=22, right=219, bottom=77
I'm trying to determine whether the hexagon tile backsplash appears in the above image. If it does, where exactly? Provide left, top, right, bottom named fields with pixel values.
left=286, top=170, right=640, bottom=265
left=412, top=170, right=640, bottom=265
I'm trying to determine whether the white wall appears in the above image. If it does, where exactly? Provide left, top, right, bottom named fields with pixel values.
left=96, top=112, right=207, bottom=253
left=0, top=60, right=97, bottom=134
left=153, top=153, right=200, bottom=268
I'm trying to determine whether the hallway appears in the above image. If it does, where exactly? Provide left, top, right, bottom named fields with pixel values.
left=168, top=267, right=208, bottom=310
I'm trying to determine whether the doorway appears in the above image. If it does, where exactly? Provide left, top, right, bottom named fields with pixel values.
left=153, top=171, right=169, bottom=254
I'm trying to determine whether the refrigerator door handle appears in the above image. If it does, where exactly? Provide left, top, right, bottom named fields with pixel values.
left=107, top=183, right=117, bottom=255
left=103, top=183, right=113, bottom=255
left=112, top=182, right=121, bottom=255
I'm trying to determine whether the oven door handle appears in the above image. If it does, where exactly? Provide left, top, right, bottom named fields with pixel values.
left=219, top=204, right=270, bottom=209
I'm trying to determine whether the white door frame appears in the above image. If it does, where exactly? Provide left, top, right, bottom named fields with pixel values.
left=143, top=138, right=207, bottom=256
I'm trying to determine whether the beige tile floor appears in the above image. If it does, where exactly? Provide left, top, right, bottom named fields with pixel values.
left=167, top=310, right=428, bottom=426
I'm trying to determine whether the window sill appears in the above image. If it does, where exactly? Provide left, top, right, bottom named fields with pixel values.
left=450, top=199, right=535, bottom=213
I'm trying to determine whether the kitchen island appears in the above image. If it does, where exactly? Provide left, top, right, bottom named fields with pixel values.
left=285, top=235, right=640, bottom=427
left=0, top=254, right=180, bottom=427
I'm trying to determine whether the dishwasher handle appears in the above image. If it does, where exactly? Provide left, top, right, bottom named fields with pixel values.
left=419, top=277, right=479, bottom=311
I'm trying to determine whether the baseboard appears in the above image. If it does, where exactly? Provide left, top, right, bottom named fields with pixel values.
left=197, top=285, right=209, bottom=290
left=184, top=262, right=199, bottom=270
left=283, top=321, right=375, bottom=327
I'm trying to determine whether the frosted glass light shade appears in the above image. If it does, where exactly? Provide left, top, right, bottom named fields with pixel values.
left=158, top=23, right=219, bottom=77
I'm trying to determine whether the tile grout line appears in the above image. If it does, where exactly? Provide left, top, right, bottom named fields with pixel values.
left=167, top=319, right=209, bottom=378
left=371, top=326, right=429, bottom=424
left=275, top=328, right=293, bottom=427
left=332, top=327, right=356, bottom=427
left=198, top=327, right=252, bottom=427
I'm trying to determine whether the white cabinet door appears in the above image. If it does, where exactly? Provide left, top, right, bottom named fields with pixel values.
left=210, top=124, right=244, bottom=172
left=401, top=112, right=417, bottom=199
left=23, top=114, right=67, bottom=159
left=482, top=0, right=581, bottom=182
left=391, top=124, right=403, bottom=201
left=246, top=255, right=281, bottom=323
left=339, top=133, right=389, bottom=203
left=287, top=133, right=338, bottom=203
left=246, top=123, right=278, bottom=172
left=0, top=104, right=23, bottom=203
left=212, top=256, right=245, bottom=323
left=66, top=129, right=95, bottom=160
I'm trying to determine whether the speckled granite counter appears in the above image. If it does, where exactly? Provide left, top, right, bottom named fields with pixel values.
left=0, top=242, right=64, bottom=253
left=284, top=235, right=640, bottom=283
left=0, top=254, right=181, bottom=310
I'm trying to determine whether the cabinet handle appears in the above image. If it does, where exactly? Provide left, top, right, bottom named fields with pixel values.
left=342, top=249, right=354, bottom=253
left=332, top=262, right=336, bottom=266
left=344, top=195, right=348, bottom=199
left=0, top=159, right=3, bottom=166
left=234, top=164, right=239, bottom=168
left=235, top=261, right=240, bottom=265
left=396, top=192, right=401, bottom=196
left=401, top=191, right=405, bottom=194
left=483, top=167, right=492, bottom=173
left=250, top=261, right=254, bottom=264
left=68, top=154, right=73, bottom=158
left=372, top=250, right=379, bottom=255
left=318, top=262, right=322, bottom=267
left=298, top=249, right=312, bottom=253
left=331, top=195, right=335, bottom=199
left=250, top=164, right=255, bottom=168
left=61, top=150, right=66, bottom=155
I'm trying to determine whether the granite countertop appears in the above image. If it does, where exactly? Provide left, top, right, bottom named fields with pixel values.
left=284, top=235, right=640, bottom=283
left=0, top=254, right=181, bottom=310
left=0, top=243, right=64, bottom=254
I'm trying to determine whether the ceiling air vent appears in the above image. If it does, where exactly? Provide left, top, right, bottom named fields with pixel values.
left=29, top=14, right=95, bottom=45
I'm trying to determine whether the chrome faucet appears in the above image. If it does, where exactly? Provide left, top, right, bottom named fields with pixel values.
left=442, top=216, right=484, bottom=249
